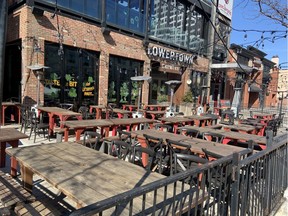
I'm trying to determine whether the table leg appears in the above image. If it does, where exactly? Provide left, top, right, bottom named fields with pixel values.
left=20, top=165, right=34, bottom=193
left=8, top=140, right=19, bottom=177
left=2, top=106, right=7, bottom=125
left=48, top=113, right=55, bottom=136
left=75, top=129, right=84, bottom=141
left=17, top=105, right=21, bottom=124
left=64, top=128, right=69, bottom=142
left=0, top=142, right=6, bottom=167
left=138, top=137, right=148, bottom=167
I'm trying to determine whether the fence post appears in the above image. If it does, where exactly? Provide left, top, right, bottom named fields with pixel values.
left=230, top=152, right=241, bottom=215
left=266, top=130, right=273, bottom=148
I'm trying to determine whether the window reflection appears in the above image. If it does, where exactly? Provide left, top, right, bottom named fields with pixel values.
left=106, top=0, right=146, bottom=33
left=44, top=43, right=99, bottom=106
left=149, top=0, right=206, bottom=52
left=108, top=56, right=143, bottom=106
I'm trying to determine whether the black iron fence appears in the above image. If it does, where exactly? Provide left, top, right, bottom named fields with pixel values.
left=71, top=133, right=288, bottom=216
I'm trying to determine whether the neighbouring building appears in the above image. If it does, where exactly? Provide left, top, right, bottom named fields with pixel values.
left=210, top=43, right=277, bottom=116
left=6, top=0, right=231, bottom=111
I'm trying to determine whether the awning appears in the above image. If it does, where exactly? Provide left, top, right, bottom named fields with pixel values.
left=211, top=62, right=257, bottom=73
left=248, top=84, right=262, bottom=93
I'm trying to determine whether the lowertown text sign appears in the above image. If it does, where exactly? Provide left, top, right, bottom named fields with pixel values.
left=147, top=46, right=195, bottom=65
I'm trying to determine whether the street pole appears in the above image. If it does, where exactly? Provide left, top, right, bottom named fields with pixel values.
left=206, top=0, right=217, bottom=111
left=0, top=1, right=8, bottom=126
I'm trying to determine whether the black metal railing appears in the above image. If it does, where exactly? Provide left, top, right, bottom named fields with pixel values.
left=231, top=133, right=288, bottom=216
left=70, top=133, right=287, bottom=216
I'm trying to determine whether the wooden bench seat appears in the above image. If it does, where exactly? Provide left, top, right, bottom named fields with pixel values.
left=0, top=170, right=72, bottom=215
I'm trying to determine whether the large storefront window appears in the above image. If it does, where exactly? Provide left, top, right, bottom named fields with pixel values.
left=44, top=43, right=99, bottom=108
left=108, top=56, right=143, bottom=107
left=149, top=0, right=207, bottom=52
left=106, top=0, right=146, bottom=33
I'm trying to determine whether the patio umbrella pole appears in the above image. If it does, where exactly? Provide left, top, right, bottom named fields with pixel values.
left=169, top=88, right=174, bottom=111
left=137, top=82, right=142, bottom=113
left=0, top=1, right=7, bottom=126
left=37, top=72, right=40, bottom=106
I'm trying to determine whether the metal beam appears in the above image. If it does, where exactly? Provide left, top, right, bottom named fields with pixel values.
left=0, top=0, right=8, bottom=126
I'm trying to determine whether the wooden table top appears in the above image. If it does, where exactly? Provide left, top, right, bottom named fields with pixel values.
left=159, top=117, right=193, bottom=123
left=6, top=142, right=200, bottom=213
left=253, top=112, right=275, bottom=117
left=144, top=104, right=169, bottom=108
left=107, top=117, right=156, bottom=125
left=220, top=124, right=259, bottom=132
left=145, top=110, right=166, bottom=114
left=218, top=131, right=267, bottom=145
left=0, top=128, right=28, bottom=142
left=177, top=126, right=267, bottom=145
left=37, top=106, right=81, bottom=116
left=177, top=126, right=219, bottom=134
left=61, top=119, right=113, bottom=129
left=184, top=115, right=212, bottom=120
left=2, top=102, right=21, bottom=106
left=130, top=129, right=247, bottom=156
left=61, top=118, right=156, bottom=129
left=112, top=108, right=132, bottom=114
left=89, top=105, right=106, bottom=109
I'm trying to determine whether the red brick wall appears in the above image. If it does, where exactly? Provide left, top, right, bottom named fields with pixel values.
left=7, top=5, right=209, bottom=107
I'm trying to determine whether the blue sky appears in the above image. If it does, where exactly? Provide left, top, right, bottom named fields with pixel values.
left=230, top=0, right=288, bottom=67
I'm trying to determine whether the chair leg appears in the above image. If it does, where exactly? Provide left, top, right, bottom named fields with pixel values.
left=34, top=128, right=37, bottom=143
left=29, top=126, right=34, bottom=140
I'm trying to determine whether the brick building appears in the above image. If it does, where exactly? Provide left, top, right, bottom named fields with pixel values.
left=210, top=43, right=277, bottom=115
left=5, top=0, right=228, bottom=110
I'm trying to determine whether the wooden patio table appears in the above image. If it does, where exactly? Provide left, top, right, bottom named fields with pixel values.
left=89, top=105, right=106, bottom=119
left=107, top=117, right=156, bottom=136
left=122, top=104, right=138, bottom=112
left=184, top=115, right=213, bottom=127
left=130, top=129, right=246, bottom=166
left=239, top=119, right=267, bottom=136
left=61, top=117, right=156, bottom=141
left=210, top=130, right=267, bottom=149
left=178, top=125, right=267, bottom=149
left=37, top=106, right=82, bottom=136
left=1, top=102, right=21, bottom=125
left=144, top=110, right=166, bottom=120
left=5, top=142, right=206, bottom=214
left=253, top=112, right=275, bottom=120
left=61, top=119, right=114, bottom=141
left=159, top=116, right=194, bottom=133
left=0, top=128, right=28, bottom=176
left=177, top=125, right=222, bottom=135
left=219, top=124, right=260, bottom=134
left=144, top=104, right=169, bottom=111
left=112, top=108, right=133, bottom=118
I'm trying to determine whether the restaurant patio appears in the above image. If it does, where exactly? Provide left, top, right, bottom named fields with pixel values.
left=0, top=105, right=287, bottom=215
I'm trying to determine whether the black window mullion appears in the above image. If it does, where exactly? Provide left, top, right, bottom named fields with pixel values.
left=187, top=5, right=192, bottom=49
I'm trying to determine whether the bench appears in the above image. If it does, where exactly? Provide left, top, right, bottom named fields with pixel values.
left=0, top=170, right=72, bottom=215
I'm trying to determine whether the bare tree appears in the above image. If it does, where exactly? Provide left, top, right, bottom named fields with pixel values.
left=252, top=0, right=288, bottom=28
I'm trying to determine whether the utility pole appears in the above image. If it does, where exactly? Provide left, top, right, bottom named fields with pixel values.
left=205, top=0, right=217, bottom=111
left=0, top=1, right=8, bottom=126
